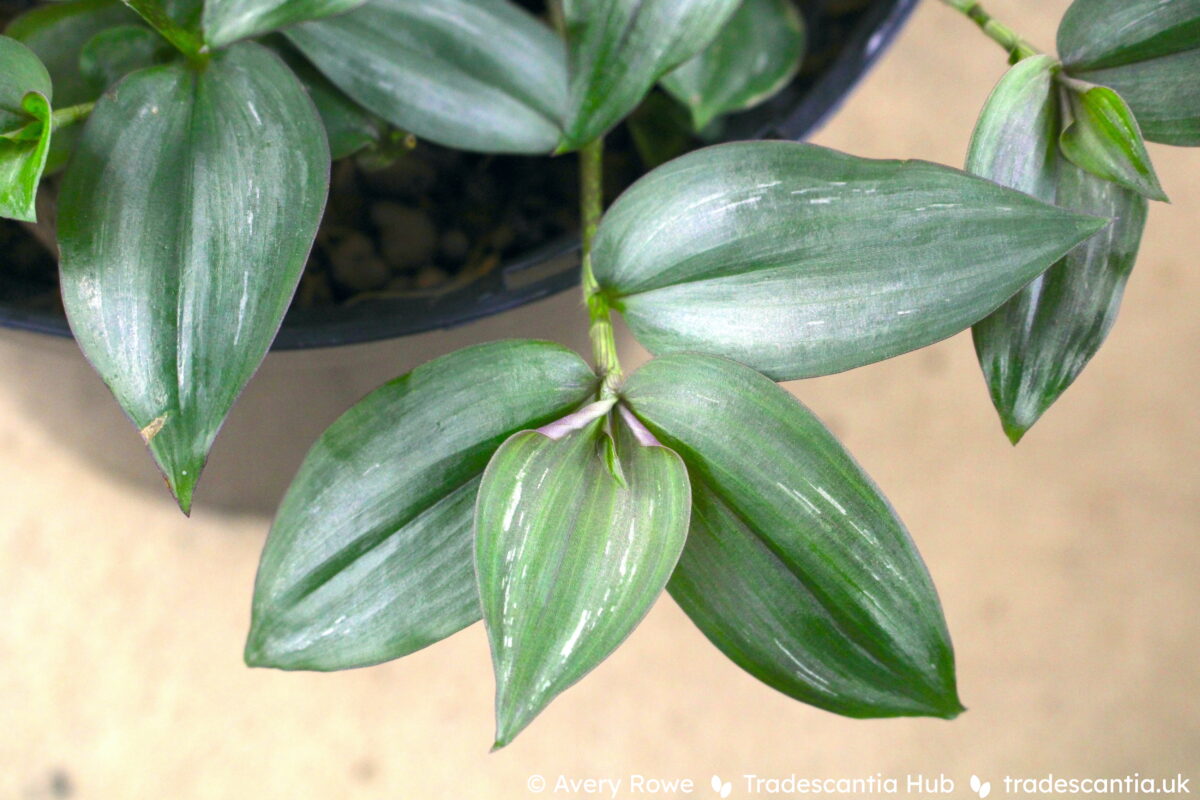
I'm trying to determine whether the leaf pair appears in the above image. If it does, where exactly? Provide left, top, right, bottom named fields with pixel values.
left=1058, top=0, right=1200, bottom=147
left=283, top=0, right=783, bottom=154
left=963, top=0, right=1200, bottom=441
left=247, top=340, right=963, bottom=747
left=968, top=55, right=1150, bottom=442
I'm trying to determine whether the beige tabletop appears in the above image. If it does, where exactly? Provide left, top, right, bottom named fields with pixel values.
left=2, top=1, right=1197, bottom=797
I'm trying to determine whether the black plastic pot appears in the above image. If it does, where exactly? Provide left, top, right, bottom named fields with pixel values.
left=0, top=0, right=920, bottom=350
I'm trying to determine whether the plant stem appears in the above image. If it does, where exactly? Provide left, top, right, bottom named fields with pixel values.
left=579, top=138, right=622, bottom=397
left=940, top=0, right=1040, bottom=62
left=121, top=0, right=209, bottom=63
left=0, top=102, right=94, bottom=141
left=52, top=102, right=95, bottom=130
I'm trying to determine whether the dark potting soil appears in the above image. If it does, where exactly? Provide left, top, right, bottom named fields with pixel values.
left=0, top=0, right=878, bottom=322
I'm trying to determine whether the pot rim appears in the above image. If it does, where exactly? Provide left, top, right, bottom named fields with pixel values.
left=0, top=0, right=920, bottom=351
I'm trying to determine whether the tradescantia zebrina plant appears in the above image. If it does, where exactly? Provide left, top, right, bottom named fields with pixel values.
left=2, top=0, right=1197, bottom=747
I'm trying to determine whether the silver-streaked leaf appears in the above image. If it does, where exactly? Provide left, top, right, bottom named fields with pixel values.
left=203, top=0, right=367, bottom=49
left=970, top=55, right=1149, bottom=442
left=592, top=140, right=1109, bottom=381
left=246, top=341, right=597, bottom=671
left=269, top=40, right=383, bottom=160
left=963, top=55, right=1060, bottom=199
left=1058, top=0, right=1200, bottom=70
left=57, top=42, right=329, bottom=512
left=1059, top=0, right=1200, bottom=146
left=287, top=0, right=567, bottom=154
left=661, top=0, right=806, bottom=131
left=0, top=36, right=52, bottom=222
left=1059, top=79, right=1167, bottom=201
left=476, top=405, right=690, bottom=748
left=622, top=354, right=962, bottom=719
left=559, top=0, right=740, bottom=150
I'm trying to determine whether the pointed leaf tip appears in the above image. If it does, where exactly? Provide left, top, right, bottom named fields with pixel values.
left=1059, top=81, right=1169, bottom=202
left=476, top=410, right=690, bottom=744
left=593, top=140, right=1117, bottom=381
left=968, top=56, right=1149, bottom=442
left=623, top=355, right=961, bottom=719
left=246, top=341, right=597, bottom=672
left=57, top=43, right=329, bottom=511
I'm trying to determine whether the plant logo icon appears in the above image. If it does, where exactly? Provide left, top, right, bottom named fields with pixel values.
left=970, top=775, right=992, bottom=798
left=711, top=775, right=732, bottom=798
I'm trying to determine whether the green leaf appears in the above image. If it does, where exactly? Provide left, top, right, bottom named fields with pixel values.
left=559, top=0, right=740, bottom=150
left=203, top=0, right=366, bottom=49
left=120, top=0, right=205, bottom=58
left=268, top=39, right=382, bottom=160
left=1059, top=0, right=1200, bottom=146
left=622, top=354, right=962, bottom=719
left=626, top=91, right=696, bottom=170
left=1058, top=0, right=1200, bottom=70
left=246, top=340, right=597, bottom=671
left=1059, top=79, right=1167, bottom=201
left=661, top=0, right=806, bottom=131
left=476, top=402, right=690, bottom=748
left=5, top=0, right=138, bottom=106
left=79, top=25, right=175, bottom=94
left=286, top=0, right=566, bottom=154
left=0, top=36, right=53, bottom=222
left=969, top=57, right=1147, bottom=443
left=5, top=0, right=139, bottom=172
left=964, top=55, right=1061, bottom=200
left=592, top=140, right=1109, bottom=381
left=57, top=42, right=329, bottom=512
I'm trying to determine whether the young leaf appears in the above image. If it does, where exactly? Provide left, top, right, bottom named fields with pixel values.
left=559, top=0, right=740, bottom=151
left=622, top=354, right=962, bottom=719
left=1059, top=79, right=1167, bottom=201
left=120, top=0, right=205, bottom=58
left=79, top=25, right=174, bottom=94
left=5, top=0, right=139, bottom=171
left=964, top=55, right=1062, bottom=200
left=57, top=42, right=329, bottom=512
left=591, top=140, right=1109, bottom=381
left=246, top=341, right=597, bottom=671
left=0, top=36, right=53, bottom=222
left=969, top=55, right=1149, bottom=443
left=1058, top=0, right=1200, bottom=146
left=203, top=0, right=366, bottom=50
left=286, top=0, right=567, bottom=154
left=475, top=405, right=690, bottom=748
left=661, top=0, right=806, bottom=131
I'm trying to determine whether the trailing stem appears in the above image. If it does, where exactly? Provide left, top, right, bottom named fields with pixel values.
left=579, top=138, right=622, bottom=398
left=940, top=0, right=1041, bottom=62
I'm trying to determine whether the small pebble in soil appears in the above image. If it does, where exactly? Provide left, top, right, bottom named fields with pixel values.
left=414, top=265, right=450, bottom=290
left=370, top=202, right=437, bottom=270
left=329, top=232, right=390, bottom=292
left=359, top=156, right=437, bottom=201
left=438, top=228, right=470, bottom=264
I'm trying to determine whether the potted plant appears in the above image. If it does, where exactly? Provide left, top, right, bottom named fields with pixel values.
left=1, top=0, right=1196, bottom=750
